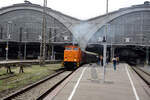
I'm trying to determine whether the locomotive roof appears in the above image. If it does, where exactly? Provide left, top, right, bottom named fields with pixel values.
left=65, top=45, right=80, bottom=48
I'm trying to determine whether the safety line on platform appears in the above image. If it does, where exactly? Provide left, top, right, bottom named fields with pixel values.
left=68, top=67, right=87, bottom=100
left=125, top=64, right=140, bottom=100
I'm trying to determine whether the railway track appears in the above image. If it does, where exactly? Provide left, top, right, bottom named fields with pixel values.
left=132, top=67, right=150, bottom=87
left=2, top=69, right=74, bottom=100
left=0, top=74, right=17, bottom=80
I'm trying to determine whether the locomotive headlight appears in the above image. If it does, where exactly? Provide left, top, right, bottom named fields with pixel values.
left=64, top=59, right=67, bottom=61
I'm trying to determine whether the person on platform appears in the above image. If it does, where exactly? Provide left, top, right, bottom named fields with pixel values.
left=116, top=56, right=119, bottom=64
left=112, top=56, right=117, bottom=70
left=100, top=55, right=103, bottom=66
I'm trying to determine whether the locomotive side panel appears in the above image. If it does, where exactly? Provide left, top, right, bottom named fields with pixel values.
left=63, top=45, right=81, bottom=69
left=63, top=45, right=98, bottom=69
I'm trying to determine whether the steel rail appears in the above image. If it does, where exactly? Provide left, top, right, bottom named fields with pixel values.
left=2, top=69, right=66, bottom=100
left=132, top=67, right=150, bottom=87
left=37, top=70, right=74, bottom=100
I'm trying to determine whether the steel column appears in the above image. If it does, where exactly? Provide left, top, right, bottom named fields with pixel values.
left=146, top=46, right=149, bottom=65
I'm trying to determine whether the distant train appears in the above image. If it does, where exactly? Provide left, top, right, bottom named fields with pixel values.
left=63, top=45, right=98, bottom=69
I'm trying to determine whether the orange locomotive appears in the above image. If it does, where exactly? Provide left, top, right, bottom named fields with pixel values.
left=63, top=45, right=97, bottom=69
left=63, top=45, right=81, bottom=68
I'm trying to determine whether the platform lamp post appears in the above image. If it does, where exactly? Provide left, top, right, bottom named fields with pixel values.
left=6, top=21, right=12, bottom=61
left=102, top=0, right=109, bottom=82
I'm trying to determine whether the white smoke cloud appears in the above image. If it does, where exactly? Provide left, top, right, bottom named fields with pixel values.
left=71, top=22, right=92, bottom=50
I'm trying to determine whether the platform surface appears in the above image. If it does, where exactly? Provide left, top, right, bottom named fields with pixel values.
left=44, top=63, right=150, bottom=100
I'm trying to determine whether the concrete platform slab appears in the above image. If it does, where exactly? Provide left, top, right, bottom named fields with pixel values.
left=44, top=63, right=150, bottom=100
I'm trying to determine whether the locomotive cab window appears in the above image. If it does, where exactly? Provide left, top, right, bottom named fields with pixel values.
left=73, top=48, right=78, bottom=50
left=65, top=48, right=72, bottom=50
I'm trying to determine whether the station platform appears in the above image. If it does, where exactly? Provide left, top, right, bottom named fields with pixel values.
left=0, top=60, right=60, bottom=64
left=44, top=63, right=150, bottom=100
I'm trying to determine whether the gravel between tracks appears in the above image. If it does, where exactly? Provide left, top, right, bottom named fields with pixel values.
left=10, top=71, right=71, bottom=100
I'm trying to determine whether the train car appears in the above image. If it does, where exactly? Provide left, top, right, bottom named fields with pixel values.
left=63, top=45, right=98, bottom=69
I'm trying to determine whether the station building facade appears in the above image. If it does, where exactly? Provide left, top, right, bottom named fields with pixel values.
left=0, top=1, right=150, bottom=63
left=0, top=2, right=79, bottom=60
